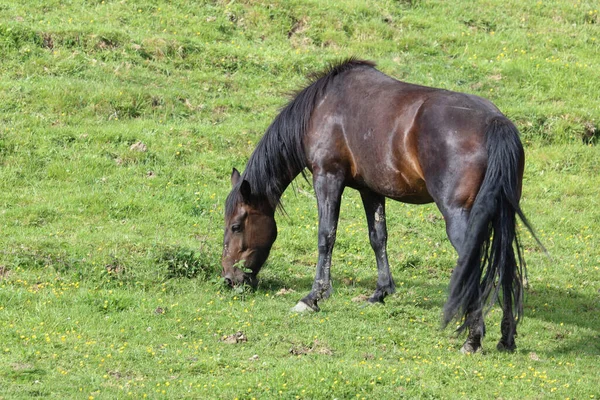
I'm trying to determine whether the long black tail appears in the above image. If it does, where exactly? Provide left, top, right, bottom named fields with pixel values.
left=442, top=117, right=540, bottom=332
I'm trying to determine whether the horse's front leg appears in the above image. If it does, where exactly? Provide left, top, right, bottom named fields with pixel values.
left=360, top=190, right=395, bottom=303
left=292, top=171, right=344, bottom=312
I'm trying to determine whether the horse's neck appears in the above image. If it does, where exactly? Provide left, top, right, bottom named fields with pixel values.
left=244, top=148, right=302, bottom=210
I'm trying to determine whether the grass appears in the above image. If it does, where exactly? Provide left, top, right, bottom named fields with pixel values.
left=1, top=0, right=599, bottom=398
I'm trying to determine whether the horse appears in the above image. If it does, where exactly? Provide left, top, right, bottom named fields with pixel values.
left=221, top=58, right=539, bottom=353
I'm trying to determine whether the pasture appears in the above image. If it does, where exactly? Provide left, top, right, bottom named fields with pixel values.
left=1, top=0, right=599, bottom=398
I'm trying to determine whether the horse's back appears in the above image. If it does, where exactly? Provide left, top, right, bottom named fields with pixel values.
left=414, top=90, right=506, bottom=208
left=304, top=66, right=505, bottom=207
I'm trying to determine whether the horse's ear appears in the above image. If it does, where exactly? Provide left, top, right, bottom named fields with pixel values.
left=240, top=180, right=252, bottom=203
left=231, top=168, right=241, bottom=187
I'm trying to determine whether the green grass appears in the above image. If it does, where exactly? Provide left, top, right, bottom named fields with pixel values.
left=1, top=0, right=599, bottom=398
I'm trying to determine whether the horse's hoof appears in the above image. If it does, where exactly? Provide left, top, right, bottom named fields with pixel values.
left=496, top=341, right=516, bottom=352
left=290, top=301, right=316, bottom=313
left=460, top=343, right=483, bottom=354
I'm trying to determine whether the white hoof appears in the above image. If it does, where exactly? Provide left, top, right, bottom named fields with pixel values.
left=290, top=301, right=314, bottom=313
left=460, top=344, right=483, bottom=354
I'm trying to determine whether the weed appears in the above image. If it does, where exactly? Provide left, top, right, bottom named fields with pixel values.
left=158, top=245, right=216, bottom=280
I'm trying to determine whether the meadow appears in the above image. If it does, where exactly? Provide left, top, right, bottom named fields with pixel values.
left=0, top=0, right=599, bottom=398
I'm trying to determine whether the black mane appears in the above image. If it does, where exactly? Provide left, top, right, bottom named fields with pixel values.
left=225, top=58, right=376, bottom=216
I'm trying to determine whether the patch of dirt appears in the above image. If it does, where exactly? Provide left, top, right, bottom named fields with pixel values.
left=105, top=261, right=124, bottom=275
left=96, top=38, right=118, bottom=50
left=221, top=331, right=247, bottom=344
left=41, top=32, right=53, bottom=49
left=288, top=16, right=313, bottom=49
left=288, top=16, right=309, bottom=38
left=154, top=307, right=165, bottom=315
left=0, top=265, right=9, bottom=279
left=289, top=345, right=310, bottom=355
left=275, top=288, right=296, bottom=296
left=108, top=370, right=122, bottom=379
left=583, top=121, right=597, bottom=144
left=341, top=278, right=353, bottom=286
left=470, top=82, right=483, bottom=91
left=426, top=213, right=442, bottom=223
left=151, top=96, right=163, bottom=107
left=212, top=105, right=228, bottom=116
left=180, top=98, right=202, bottom=111
left=289, top=339, right=333, bottom=356
left=11, top=363, right=34, bottom=371
left=129, top=141, right=147, bottom=152
left=351, top=294, right=369, bottom=303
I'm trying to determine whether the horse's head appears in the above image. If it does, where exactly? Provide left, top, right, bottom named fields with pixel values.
left=221, top=168, right=277, bottom=288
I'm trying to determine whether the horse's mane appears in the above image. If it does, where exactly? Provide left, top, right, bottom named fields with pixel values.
left=225, top=58, right=376, bottom=216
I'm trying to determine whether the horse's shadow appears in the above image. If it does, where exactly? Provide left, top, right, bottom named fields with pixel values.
left=256, top=274, right=378, bottom=293
left=522, top=286, right=600, bottom=355
left=254, top=269, right=600, bottom=356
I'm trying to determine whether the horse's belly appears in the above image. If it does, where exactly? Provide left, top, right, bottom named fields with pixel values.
left=375, top=181, right=433, bottom=204
left=351, top=169, right=433, bottom=204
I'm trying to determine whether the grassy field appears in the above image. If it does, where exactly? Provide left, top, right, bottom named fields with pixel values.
left=1, top=0, right=599, bottom=398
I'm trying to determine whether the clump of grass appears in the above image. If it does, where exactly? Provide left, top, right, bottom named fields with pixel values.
left=582, top=121, right=599, bottom=145
left=3, top=246, right=83, bottom=276
left=157, top=245, right=217, bottom=279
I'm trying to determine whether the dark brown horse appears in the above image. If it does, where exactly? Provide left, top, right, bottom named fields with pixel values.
left=222, top=59, right=539, bottom=353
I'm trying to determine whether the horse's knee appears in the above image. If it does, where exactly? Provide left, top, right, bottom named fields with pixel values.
left=369, top=223, right=388, bottom=251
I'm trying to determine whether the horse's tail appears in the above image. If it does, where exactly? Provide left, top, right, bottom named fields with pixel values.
left=442, top=116, right=539, bottom=332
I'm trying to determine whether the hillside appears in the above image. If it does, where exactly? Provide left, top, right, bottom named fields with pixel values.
left=1, top=1, right=599, bottom=398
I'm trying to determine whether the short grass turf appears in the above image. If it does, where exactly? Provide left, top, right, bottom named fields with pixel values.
left=1, top=0, right=599, bottom=399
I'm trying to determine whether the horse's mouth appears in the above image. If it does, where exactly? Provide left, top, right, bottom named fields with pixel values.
left=241, top=273, right=258, bottom=289
left=223, top=272, right=258, bottom=290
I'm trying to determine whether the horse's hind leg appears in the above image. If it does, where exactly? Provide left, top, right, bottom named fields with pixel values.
left=293, top=171, right=344, bottom=312
left=462, top=307, right=486, bottom=354
left=497, top=300, right=516, bottom=352
left=443, top=207, right=486, bottom=353
left=360, top=190, right=395, bottom=303
left=498, top=256, right=518, bottom=351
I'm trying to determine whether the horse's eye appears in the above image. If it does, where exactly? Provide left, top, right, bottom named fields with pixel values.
left=231, top=224, right=242, bottom=233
